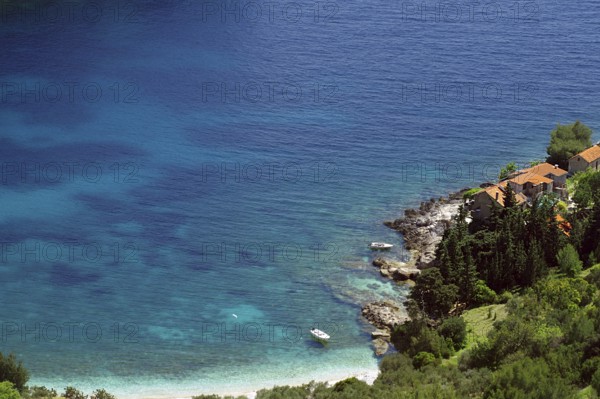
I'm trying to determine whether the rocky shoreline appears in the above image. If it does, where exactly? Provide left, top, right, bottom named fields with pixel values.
left=383, top=191, right=466, bottom=269
left=361, top=191, right=466, bottom=356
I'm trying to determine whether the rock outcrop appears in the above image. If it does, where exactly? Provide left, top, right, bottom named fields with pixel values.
left=383, top=192, right=466, bottom=269
left=362, top=299, right=409, bottom=357
left=372, top=257, right=421, bottom=282
left=372, top=338, right=389, bottom=356
left=362, top=301, right=409, bottom=332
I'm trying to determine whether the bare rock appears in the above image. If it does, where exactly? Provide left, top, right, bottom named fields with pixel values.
left=362, top=301, right=409, bottom=331
left=372, top=257, right=420, bottom=282
left=371, top=329, right=391, bottom=339
left=384, top=195, right=464, bottom=269
left=372, top=338, right=389, bottom=356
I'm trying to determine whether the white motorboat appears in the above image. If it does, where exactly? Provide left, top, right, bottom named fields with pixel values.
left=370, top=242, right=394, bottom=250
left=310, top=328, right=330, bottom=342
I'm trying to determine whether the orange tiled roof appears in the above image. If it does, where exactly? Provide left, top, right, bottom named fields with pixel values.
left=519, top=163, right=568, bottom=178
left=508, top=173, right=553, bottom=186
left=483, top=185, right=527, bottom=207
left=555, top=214, right=572, bottom=236
left=571, top=145, right=600, bottom=163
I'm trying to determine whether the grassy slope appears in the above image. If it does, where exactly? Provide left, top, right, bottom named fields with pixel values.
left=442, top=304, right=508, bottom=366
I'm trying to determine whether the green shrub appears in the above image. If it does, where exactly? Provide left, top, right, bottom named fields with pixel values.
left=592, top=368, right=600, bottom=395
left=499, top=162, right=518, bottom=180
left=497, top=291, right=513, bottom=304
left=484, top=357, right=577, bottom=399
left=585, top=266, right=600, bottom=289
left=192, top=396, right=241, bottom=399
left=438, top=317, right=467, bottom=350
left=557, top=244, right=583, bottom=277
left=0, top=382, right=20, bottom=399
left=0, top=353, right=29, bottom=392
left=392, top=319, right=453, bottom=359
left=582, top=357, right=600, bottom=385
left=412, top=352, right=436, bottom=369
left=255, top=384, right=311, bottom=399
left=90, top=389, right=116, bottom=399
left=463, top=188, right=483, bottom=200
left=63, top=387, right=86, bottom=399
left=472, top=280, right=497, bottom=306
left=24, top=385, right=58, bottom=399
left=331, top=377, right=370, bottom=394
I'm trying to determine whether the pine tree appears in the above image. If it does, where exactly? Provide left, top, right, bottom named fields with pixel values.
left=524, top=238, right=546, bottom=286
left=514, top=240, right=527, bottom=285
left=503, top=184, right=518, bottom=210
left=460, top=244, right=479, bottom=303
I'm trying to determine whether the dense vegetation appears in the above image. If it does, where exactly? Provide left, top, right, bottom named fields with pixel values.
left=546, top=121, right=593, bottom=169
left=0, top=356, right=116, bottom=399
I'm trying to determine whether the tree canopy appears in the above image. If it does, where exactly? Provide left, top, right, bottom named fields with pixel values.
left=0, top=353, right=29, bottom=392
left=546, top=121, right=592, bottom=169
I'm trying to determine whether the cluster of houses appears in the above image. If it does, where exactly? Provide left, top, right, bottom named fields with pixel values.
left=470, top=144, right=600, bottom=221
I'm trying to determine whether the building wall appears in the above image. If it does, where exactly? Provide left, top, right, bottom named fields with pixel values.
left=549, top=174, right=567, bottom=187
left=569, top=156, right=591, bottom=174
left=508, top=181, right=523, bottom=195
left=471, top=193, right=494, bottom=220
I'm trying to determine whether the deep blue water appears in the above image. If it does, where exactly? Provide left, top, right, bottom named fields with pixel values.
left=0, top=0, right=599, bottom=396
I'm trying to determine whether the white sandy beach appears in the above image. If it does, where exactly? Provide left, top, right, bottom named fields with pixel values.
left=31, top=365, right=380, bottom=399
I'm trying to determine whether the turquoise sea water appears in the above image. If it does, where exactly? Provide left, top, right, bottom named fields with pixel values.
left=1, top=0, right=599, bottom=396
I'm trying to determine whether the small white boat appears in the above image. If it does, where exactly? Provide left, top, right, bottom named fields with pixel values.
left=310, top=328, right=330, bottom=342
left=369, top=242, right=394, bottom=250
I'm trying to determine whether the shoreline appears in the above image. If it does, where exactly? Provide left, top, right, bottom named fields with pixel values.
left=30, top=367, right=380, bottom=399
left=360, top=191, right=465, bottom=355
